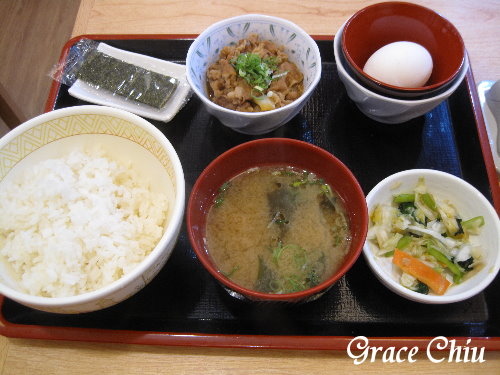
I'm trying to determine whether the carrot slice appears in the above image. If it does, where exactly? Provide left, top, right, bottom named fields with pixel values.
left=392, top=249, right=451, bottom=295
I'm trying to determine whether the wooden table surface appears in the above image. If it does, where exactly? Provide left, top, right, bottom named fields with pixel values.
left=1, top=1, right=500, bottom=374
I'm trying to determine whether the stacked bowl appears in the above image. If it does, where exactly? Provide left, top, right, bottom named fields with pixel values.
left=334, top=2, right=469, bottom=124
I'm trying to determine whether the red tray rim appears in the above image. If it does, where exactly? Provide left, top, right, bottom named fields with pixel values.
left=1, top=34, right=499, bottom=351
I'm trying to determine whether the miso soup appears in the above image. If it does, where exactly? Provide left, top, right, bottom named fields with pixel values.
left=205, top=166, right=351, bottom=294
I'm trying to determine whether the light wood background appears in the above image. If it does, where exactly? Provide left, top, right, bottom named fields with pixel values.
left=0, top=0, right=81, bottom=135
left=71, top=0, right=499, bottom=84
left=0, top=0, right=499, bottom=374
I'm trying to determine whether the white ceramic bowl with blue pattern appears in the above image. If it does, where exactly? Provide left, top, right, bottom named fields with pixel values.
left=186, top=14, right=322, bottom=135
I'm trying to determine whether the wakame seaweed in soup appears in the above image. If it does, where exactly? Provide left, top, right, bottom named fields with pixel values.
left=205, top=166, right=351, bottom=294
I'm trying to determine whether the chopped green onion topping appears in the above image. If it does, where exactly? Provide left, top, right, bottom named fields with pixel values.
left=214, top=181, right=231, bottom=207
left=230, top=53, right=283, bottom=92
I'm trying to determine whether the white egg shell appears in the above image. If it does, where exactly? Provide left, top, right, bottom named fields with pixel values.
left=363, top=41, right=433, bottom=88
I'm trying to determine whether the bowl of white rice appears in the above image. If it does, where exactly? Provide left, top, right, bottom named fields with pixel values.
left=0, top=105, right=185, bottom=313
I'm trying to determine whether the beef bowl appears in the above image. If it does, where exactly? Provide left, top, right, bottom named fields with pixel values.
left=0, top=105, right=185, bottom=313
left=186, top=138, right=368, bottom=302
left=186, top=14, right=322, bottom=135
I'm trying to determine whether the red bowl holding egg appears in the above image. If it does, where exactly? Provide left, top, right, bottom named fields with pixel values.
left=341, top=1, right=465, bottom=98
left=186, top=138, right=368, bottom=303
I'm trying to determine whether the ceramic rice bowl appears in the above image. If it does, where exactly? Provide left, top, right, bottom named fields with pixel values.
left=0, top=105, right=185, bottom=313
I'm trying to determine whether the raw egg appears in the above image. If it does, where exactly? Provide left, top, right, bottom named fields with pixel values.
left=363, top=41, right=433, bottom=88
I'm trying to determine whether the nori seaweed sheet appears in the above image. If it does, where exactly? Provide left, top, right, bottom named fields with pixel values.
left=77, top=51, right=179, bottom=109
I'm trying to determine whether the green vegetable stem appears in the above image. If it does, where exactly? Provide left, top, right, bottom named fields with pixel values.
left=426, top=246, right=464, bottom=283
left=393, top=193, right=415, bottom=203
left=396, top=235, right=412, bottom=250
left=421, top=193, right=437, bottom=211
left=461, top=216, right=485, bottom=234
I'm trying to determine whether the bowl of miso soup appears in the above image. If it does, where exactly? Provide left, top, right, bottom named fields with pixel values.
left=187, top=138, right=368, bottom=302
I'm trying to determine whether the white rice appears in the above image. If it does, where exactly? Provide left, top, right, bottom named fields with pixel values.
left=0, top=149, right=169, bottom=298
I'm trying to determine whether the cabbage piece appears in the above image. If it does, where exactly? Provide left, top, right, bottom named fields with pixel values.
left=436, top=199, right=459, bottom=235
left=380, top=233, right=403, bottom=252
left=407, top=225, right=458, bottom=249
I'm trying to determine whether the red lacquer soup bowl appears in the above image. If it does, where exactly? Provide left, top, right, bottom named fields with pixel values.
left=186, top=138, right=368, bottom=302
left=341, top=1, right=465, bottom=97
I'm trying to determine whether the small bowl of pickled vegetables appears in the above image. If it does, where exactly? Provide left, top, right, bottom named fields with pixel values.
left=363, top=169, right=500, bottom=304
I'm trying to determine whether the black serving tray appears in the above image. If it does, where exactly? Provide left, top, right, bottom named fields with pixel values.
left=1, top=36, right=499, bottom=350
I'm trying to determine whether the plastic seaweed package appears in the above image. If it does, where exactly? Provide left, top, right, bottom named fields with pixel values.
left=53, top=39, right=181, bottom=110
